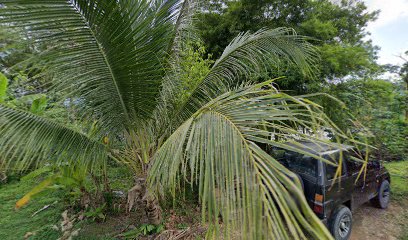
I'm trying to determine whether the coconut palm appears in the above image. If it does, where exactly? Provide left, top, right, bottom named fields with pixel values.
left=0, top=0, right=361, bottom=239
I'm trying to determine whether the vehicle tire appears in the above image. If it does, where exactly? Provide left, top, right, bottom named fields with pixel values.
left=329, top=205, right=352, bottom=240
left=370, top=180, right=390, bottom=209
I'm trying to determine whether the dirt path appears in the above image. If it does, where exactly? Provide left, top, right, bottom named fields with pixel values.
left=350, top=199, right=408, bottom=240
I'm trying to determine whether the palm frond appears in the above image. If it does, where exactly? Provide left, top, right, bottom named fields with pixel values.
left=169, top=27, right=318, bottom=130
left=0, top=104, right=107, bottom=171
left=167, top=0, right=199, bottom=55
left=149, top=81, right=363, bottom=239
left=0, top=0, right=184, bottom=134
left=152, top=0, right=201, bottom=135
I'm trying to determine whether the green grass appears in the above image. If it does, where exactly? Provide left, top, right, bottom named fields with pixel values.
left=384, top=160, right=408, bottom=240
left=0, top=175, right=64, bottom=240
left=384, top=161, right=408, bottom=199
left=0, top=165, right=136, bottom=240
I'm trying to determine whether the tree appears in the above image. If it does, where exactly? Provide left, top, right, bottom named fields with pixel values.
left=197, top=0, right=381, bottom=93
left=398, top=51, right=408, bottom=121
left=324, top=78, right=407, bottom=161
left=0, top=1, right=364, bottom=238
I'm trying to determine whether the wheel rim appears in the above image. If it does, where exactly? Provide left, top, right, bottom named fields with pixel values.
left=338, top=214, right=351, bottom=238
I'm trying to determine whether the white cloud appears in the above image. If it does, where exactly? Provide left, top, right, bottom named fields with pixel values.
left=365, top=0, right=408, bottom=65
left=366, top=0, right=408, bottom=31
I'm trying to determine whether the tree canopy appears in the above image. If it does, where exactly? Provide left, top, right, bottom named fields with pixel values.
left=197, top=0, right=381, bottom=93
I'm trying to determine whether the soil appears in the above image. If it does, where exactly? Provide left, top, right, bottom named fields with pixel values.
left=78, top=199, right=408, bottom=239
left=350, top=199, right=408, bottom=240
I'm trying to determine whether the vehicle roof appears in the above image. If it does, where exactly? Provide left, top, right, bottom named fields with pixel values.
left=285, top=140, right=354, bottom=156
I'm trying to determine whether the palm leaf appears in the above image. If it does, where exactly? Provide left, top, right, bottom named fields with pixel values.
left=166, top=27, right=318, bottom=130
left=149, top=81, right=363, bottom=239
left=0, top=104, right=107, bottom=171
left=0, top=0, right=184, bottom=134
left=167, top=0, right=199, bottom=55
left=0, top=72, right=7, bottom=103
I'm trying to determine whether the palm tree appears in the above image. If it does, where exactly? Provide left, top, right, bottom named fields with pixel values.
left=0, top=1, right=361, bottom=239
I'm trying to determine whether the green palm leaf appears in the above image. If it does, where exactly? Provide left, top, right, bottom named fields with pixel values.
left=167, top=28, right=318, bottom=130
left=0, top=104, right=107, bottom=171
left=0, top=0, right=184, bottom=133
left=149, top=81, right=361, bottom=239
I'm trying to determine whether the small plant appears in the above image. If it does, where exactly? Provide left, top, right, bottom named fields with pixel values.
left=120, top=224, right=164, bottom=239
left=177, top=223, right=189, bottom=230
left=138, top=224, right=165, bottom=235
left=84, top=203, right=106, bottom=222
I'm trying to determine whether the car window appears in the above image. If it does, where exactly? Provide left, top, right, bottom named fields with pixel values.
left=346, top=152, right=364, bottom=174
left=325, top=163, right=346, bottom=180
left=325, top=153, right=346, bottom=180
left=279, top=151, right=317, bottom=177
left=326, top=163, right=337, bottom=180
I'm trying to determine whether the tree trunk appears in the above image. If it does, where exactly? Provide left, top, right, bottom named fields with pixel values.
left=127, top=177, right=162, bottom=225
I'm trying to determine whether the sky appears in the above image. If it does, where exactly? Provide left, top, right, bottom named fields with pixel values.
left=365, top=0, right=408, bottom=66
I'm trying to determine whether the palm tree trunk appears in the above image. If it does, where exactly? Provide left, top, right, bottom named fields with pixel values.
left=127, top=178, right=162, bottom=225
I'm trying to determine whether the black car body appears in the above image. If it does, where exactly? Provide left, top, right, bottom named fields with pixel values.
left=272, top=141, right=391, bottom=240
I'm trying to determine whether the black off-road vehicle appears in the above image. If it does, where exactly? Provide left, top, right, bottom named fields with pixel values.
left=272, top=141, right=391, bottom=240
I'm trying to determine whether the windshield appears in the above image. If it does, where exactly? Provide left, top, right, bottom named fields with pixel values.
left=277, top=151, right=318, bottom=177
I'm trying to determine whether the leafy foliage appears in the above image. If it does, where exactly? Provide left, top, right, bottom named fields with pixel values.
left=0, top=1, right=368, bottom=239
left=384, top=161, right=408, bottom=200
left=15, top=164, right=92, bottom=209
left=0, top=72, right=7, bottom=102
left=121, top=223, right=164, bottom=238
left=84, top=204, right=107, bottom=222
left=326, top=78, right=407, bottom=160
left=0, top=173, right=64, bottom=240
left=197, top=0, right=381, bottom=93
left=176, top=41, right=214, bottom=105
left=150, top=82, right=364, bottom=239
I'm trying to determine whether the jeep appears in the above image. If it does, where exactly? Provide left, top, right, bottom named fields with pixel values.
left=271, top=141, right=391, bottom=240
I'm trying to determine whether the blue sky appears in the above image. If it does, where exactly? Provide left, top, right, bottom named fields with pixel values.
left=365, top=0, right=408, bottom=66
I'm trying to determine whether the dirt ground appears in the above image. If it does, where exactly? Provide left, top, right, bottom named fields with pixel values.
left=78, top=199, right=408, bottom=239
left=350, top=199, right=408, bottom=240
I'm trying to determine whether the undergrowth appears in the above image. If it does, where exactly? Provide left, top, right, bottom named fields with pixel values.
left=0, top=175, right=64, bottom=240
left=385, top=161, right=408, bottom=199
left=384, top=160, right=408, bottom=240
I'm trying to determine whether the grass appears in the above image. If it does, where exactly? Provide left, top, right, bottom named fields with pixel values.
left=0, top=165, right=135, bottom=240
left=384, top=160, right=408, bottom=240
left=0, top=162, right=406, bottom=239
left=0, top=175, right=64, bottom=240
left=384, top=161, right=408, bottom=199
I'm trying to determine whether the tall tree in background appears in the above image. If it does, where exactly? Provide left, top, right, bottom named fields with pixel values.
left=325, top=77, right=407, bottom=161
left=399, top=51, right=408, bottom=121
left=197, top=0, right=381, bottom=93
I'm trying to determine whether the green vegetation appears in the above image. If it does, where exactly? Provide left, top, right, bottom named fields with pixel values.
left=197, top=0, right=381, bottom=93
left=0, top=0, right=365, bottom=238
left=385, top=160, right=408, bottom=240
left=385, top=161, right=408, bottom=199
left=326, top=78, right=407, bottom=161
left=0, top=176, right=64, bottom=240
left=198, top=0, right=408, bottom=161
left=0, top=0, right=406, bottom=239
